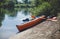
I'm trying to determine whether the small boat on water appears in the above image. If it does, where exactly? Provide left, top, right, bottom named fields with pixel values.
left=16, top=15, right=46, bottom=32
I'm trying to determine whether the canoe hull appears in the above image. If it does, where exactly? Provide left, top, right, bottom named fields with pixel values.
left=16, top=16, right=45, bottom=32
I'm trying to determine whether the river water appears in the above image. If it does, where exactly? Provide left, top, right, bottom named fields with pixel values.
left=0, top=8, right=31, bottom=39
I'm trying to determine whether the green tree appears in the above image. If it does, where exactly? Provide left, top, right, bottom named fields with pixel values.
left=29, top=0, right=60, bottom=16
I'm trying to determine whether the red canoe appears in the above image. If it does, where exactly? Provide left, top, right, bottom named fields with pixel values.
left=16, top=15, right=45, bottom=32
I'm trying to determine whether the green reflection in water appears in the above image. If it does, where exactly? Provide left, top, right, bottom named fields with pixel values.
left=0, top=8, right=5, bottom=27
left=22, top=8, right=30, bottom=16
left=0, top=7, right=33, bottom=27
left=0, top=8, right=22, bottom=27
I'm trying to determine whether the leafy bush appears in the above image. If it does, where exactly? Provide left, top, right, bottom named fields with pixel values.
left=29, top=2, right=51, bottom=16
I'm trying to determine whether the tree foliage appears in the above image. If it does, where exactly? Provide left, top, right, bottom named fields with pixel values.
left=29, top=0, right=60, bottom=16
left=0, top=0, right=60, bottom=16
left=0, top=0, right=17, bottom=7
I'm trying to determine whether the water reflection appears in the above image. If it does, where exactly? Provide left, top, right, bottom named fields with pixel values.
left=22, top=9, right=30, bottom=16
left=0, top=8, right=31, bottom=39
left=0, top=8, right=5, bottom=26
